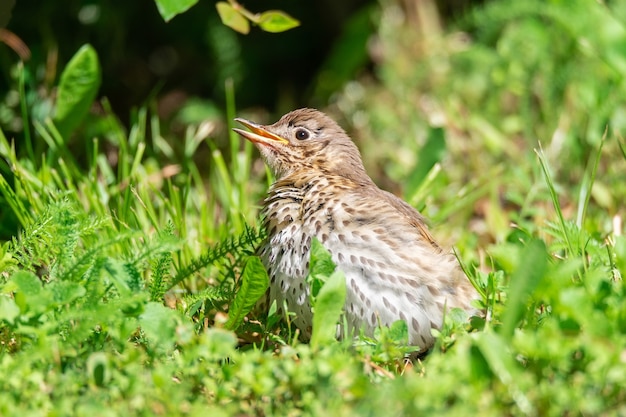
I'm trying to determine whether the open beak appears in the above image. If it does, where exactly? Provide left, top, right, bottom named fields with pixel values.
left=233, top=118, right=289, bottom=146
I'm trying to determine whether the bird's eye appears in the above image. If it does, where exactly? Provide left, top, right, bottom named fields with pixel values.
left=295, top=129, right=310, bottom=140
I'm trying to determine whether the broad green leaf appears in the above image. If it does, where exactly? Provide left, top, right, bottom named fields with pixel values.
left=198, top=328, right=238, bottom=360
left=558, top=287, right=590, bottom=326
left=0, top=296, right=20, bottom=324
left=9, top=271, right=55, bottom=315
left=225, top=256, right=269, bottom=330
left=53, top=44, right=101, bottom=139
left=154, top=0, right=198, bottom=21
left=500, top=239, right=548, bottom=339
left=311, top=269, right=346, bottom=350
left=216, top=2, right=249, bottom=34
left=138, top=302, right=179, bottom=348
left=307, top=237, right=336, bottom=300
left=258, top=10, right=300, bottom=33
left=11, top=271, right=42, bottom=296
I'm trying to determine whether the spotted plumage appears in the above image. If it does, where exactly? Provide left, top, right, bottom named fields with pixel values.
left=233, top=108, right=478, bottom=350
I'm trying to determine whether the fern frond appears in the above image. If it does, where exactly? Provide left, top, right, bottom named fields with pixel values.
left=168, top=222, right=266, bottom=291
left=10, top=201, right=62, bottom=272
left=150, top=222, right=176, bottom=301
left=61, top=230, right=140, bottom=283
left=181, top=285, right=232, bottom=315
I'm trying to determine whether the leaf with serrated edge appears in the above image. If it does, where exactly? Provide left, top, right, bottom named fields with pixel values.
left=225, top=256, right=269, bottom=330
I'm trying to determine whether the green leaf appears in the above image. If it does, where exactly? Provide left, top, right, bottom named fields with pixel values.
left=86, top=352, right=109, bottom=387
left=154, top=0, right=198, bottom=21
left=9, top=271, right=55, bottom=315
left=198, top=328, right=238, bottom=360
left=387, top=319, right=409, bottom=344
left=500, top=239, right=548, bottom=339
left=103, top=258, right=132, bottom=296
left=310, top=270, right=346, bottom=350
left=405, top=127, right=446, bottom=198
left=258, top=10, right=300, bottom=33
left=49, top=281, right=86, bottom=305
left=225, top=256, right=269, bottom=330
left=53, top=44, right=101, bottom=139
left=138, top=302, right=179, bottom=348
left=216, top=2, right=250, bottom=34
left=474, top=331, right=533, bottom=414
left=0, top=296, right=20, bottom=324
left=10, top=271, right=42, bottom=296
left=307, top=237, right=336, bottom=301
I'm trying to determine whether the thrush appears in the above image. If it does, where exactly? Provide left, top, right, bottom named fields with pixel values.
left=233, top=108, right=479, bottom=350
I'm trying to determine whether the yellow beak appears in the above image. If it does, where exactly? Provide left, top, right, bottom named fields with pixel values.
left=233, top=118, right=289, bottom=146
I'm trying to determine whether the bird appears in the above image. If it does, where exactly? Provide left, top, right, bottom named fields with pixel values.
left=233, top=108, right=479, bottom=350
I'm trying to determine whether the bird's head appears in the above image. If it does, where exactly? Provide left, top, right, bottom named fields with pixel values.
left=233, top=108, right=368, bottom=182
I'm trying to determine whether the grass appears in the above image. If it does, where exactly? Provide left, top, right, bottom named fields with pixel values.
left=1, top=0, right=626, bottom=415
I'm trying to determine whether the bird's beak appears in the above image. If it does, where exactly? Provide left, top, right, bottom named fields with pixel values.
left=233, top=118, right=289, bottom=146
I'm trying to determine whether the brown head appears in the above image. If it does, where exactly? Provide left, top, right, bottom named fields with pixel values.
left=233, top=108, right=370, bottom=183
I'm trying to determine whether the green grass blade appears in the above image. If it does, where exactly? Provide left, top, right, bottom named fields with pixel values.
left=405, top=126, right=446, bottom=200
left=0, top=173, right=30, bottom=228
left=618, top=135, right=626, bottom=161
left=535, top=144, right=574, bottom=256
left=17, top=62, right=34, bottom=161
left=576, top=129, right=606, bottom=228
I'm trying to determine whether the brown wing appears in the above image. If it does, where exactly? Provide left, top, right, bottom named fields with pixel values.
left=376, top=189, right=442, bottom=252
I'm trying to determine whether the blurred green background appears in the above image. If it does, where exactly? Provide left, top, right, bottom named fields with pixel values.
left=1, top=0, right=376, bottom=123
left=0, top=0, right=480, bottom=117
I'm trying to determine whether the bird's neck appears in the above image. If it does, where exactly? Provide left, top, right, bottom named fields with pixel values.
left=265, top=172, right=325, bottom=205
left=273, top=163, right=373, bottom=189
left=262, top=170, right=360, bottom=228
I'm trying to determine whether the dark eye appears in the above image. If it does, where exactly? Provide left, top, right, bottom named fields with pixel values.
left=295, top=129, right=310, bottom=140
